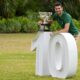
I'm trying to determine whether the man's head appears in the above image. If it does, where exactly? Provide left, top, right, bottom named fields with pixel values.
left=54, top=2, right=63, bottom=16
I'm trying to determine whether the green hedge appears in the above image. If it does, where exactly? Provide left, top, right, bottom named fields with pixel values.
left=50, top=21, right=61, bottom=31
left=6, top=19, right=21, bottom=33
left=0, top=17, right=79, bottom=33
left=73, top=19, right=80, bottom=31
left=0, top=19, right=6, bottom=33
left=0, top=17, right=39, bottom=33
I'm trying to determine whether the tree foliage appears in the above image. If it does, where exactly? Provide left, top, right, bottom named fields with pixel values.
left=63, top=0, right=80, bottom=19
left=0, top=0, right=80, bottom=19
left=0, top=0, right=17, bottom=18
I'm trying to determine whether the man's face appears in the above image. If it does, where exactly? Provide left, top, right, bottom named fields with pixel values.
left=54, top=5, right=63, bottom=16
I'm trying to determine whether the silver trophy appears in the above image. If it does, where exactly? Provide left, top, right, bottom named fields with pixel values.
left=39, top=12, right=52, bottom=31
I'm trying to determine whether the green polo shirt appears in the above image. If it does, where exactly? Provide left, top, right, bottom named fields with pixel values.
left=52, top=11, right=79, bottom=35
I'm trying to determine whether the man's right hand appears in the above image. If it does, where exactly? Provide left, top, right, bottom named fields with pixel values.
left=47, top=20, right=53, bottom=24
left=50, top=31, right=59, bottom=37
left=38, top=20, right=43, bottom=26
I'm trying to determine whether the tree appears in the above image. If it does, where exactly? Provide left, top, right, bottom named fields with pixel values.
left=62, top=0, right=80, bottom=19
left=16, top=0, right=28, bottom=16
left=0, top=0, right=17, bottom=18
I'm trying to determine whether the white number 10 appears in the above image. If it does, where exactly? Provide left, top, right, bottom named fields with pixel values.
left=31, top=32, right=78, bottom=79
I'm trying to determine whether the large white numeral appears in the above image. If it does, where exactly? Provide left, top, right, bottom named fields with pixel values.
left=31, top=32, right=78, bottom=79
left=49, top=33, right=78, bottom=78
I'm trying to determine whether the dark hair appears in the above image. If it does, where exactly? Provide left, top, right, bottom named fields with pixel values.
left=54, top=2, right=63, bottom=7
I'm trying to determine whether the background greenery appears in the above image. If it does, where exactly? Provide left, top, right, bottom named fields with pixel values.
left=0, top=0, right=80, bottom=33
left=0, top=17, right=79, bottom=33
left=0, top=0, right=80, bottom=19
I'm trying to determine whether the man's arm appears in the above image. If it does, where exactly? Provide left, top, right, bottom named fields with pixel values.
left=52, top=23, right=70, bottom=35
left=50, top=23, right=70, bottom=36
left=59, top=23, right=70, bottom=33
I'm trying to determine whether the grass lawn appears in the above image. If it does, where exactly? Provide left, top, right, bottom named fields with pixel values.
left=0, top=33, right=79, bottom=80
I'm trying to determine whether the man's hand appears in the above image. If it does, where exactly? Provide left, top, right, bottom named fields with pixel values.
left=59, top=23, right=70, bottom=33
left=47, top=19, right=53, bottom=24
left=50, top=31, right=59, bottom=36
left=38, top=20, right=43, bottom=26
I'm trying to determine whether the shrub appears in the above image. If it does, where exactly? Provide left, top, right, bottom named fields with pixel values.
left=0, top=17, right=79, bottom=33
left=73, top=19, right=80, bottom=30
left=26, top=19, right=38, bottom=33
left=6, top=18, right=21, bottom=33
left=17, top=17, right=38, bottom=33
left=17, top=17, right=28, bottom=32
left=50, top=21, right=61, bottom=31
left=0, top=19, right=7, bottom=33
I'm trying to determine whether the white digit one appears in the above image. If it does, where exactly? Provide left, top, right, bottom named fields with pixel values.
left=31, top=32, right=78, bottom=79
left=31, top=32, right=51, bottom=75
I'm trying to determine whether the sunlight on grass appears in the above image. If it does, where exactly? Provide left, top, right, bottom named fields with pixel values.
left=0, top=33, right=35, bottom=53
left=0, top=33, right=79, bottom=80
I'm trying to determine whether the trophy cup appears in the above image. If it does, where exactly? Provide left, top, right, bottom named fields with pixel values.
left=39, top=12, right=52, bottom=31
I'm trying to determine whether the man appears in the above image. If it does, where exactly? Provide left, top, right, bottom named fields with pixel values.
left=38, top=1, right=79, bottom=38
left=50, top=2, right=79, bottom=38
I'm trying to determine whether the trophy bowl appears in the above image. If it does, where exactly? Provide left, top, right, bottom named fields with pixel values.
left=39, top=12, right=52, bottom=23
left=39, top=12, right=52, bottom=31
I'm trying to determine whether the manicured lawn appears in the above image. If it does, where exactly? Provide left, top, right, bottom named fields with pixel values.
left=0, top=33, right=79, bottom=80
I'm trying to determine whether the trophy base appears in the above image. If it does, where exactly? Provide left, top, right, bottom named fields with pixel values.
left=39, top=24, right=51, bottom=32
